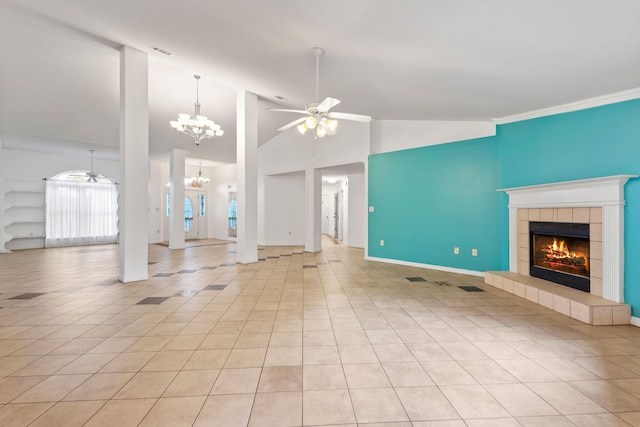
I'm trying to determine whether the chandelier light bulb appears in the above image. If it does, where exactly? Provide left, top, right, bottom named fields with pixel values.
left=297, top=123, right=309, bottom=135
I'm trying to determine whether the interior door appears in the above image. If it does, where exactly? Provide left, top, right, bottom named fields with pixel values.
left=185, top=191, right=198, bottom=240
left=334, top=192, right=340, bottom=239
left=322, top=193, right=331, bottom=234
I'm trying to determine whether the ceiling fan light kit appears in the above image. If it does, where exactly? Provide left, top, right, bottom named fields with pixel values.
left=270, top=47, right=371, bottom=138
left=170, top=75, right=224, bottom=145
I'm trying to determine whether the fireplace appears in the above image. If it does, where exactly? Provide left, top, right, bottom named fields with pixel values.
left=529, top=221, right=590, bottom=292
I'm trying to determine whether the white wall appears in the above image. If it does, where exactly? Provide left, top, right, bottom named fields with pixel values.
left=345, top=173, right=365, bottom=248
left=148, top=160, right=165, bottom=243
left=259, top=121, right=370, bottom=248
left=1, top=148, right=119, bottom=250
left=371, top=120, right=496, bottom=154
left=207, top=163, right=237, bottom=241
left=264, top=174, right=305, bottom=246
left=260, top=121, right=370, bottom=174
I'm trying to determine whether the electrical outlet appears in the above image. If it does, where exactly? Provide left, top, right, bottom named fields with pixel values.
left=454, top=247, right=459, bottom=255
left=369, top=206, right=375, bottom=212
left=380, top=240, right=385, bottom=246
left=472, top=248, right=478, bottom=256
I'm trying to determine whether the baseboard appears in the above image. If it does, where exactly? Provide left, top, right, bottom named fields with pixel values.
left=236, top=257, right=257, bottom=264
left=365, top=256, right=484, bottom=277
left=631, top=316, right=640, bottom=328
left=118, top=273, right=149, bottom=283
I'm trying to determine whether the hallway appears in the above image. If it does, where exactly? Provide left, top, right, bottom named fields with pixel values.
left=1, top=237, right=640, bottom=425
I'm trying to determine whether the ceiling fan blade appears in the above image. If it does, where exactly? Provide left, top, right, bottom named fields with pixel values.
left=278, top=117, right=307, bottom=132
left=316, top=97, right=341, bottom=112
left=328, top=111, right=372, bottom=123
left=267, top=108, right=309, bottom=114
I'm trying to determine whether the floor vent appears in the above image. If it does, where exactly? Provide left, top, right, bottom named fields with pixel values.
left=458, top=286, right=485, bottom=292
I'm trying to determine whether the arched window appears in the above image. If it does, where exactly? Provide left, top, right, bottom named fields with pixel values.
left=184, top=196, right=193, bottom=232
left=45, top=170, right=118, bottom=247
left=228, top=192, right=237, bottom=237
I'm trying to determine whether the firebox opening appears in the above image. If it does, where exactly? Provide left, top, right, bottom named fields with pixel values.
left=529, top=221, right=590, bottom=292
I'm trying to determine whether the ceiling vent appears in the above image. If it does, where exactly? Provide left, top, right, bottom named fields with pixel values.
left=151, top=46, right=172, bottom=56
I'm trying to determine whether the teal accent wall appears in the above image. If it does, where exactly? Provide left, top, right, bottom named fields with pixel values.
left=368, top=137, right=503, bottom=272
left=368, top=98, right=640, bottom=314
left=498, top=99, right=640, bottom=314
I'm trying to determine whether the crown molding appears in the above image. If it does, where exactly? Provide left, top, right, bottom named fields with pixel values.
left=493, top=87, right=640, bottom=125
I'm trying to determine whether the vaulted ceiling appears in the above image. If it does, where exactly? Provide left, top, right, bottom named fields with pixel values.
left=1, top=1, right=639, bottom=165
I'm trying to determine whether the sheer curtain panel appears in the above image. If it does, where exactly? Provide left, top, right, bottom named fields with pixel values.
left=45, top=180, right=118, bottom=247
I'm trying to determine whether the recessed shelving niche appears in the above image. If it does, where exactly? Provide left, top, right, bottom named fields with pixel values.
left=3, top=181, right=46, bottom=251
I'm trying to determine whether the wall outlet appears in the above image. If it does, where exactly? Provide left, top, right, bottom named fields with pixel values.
left=454, top=247, right=459, bottom=255
left=472, top=248, right=478, bottom=256
left=369, top=206, right=375, bottom=212
left=380, top=239, right=385, bottom=246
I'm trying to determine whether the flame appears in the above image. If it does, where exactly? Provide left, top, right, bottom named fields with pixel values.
left=541, top=237, right=589, bottom=272
left=548, top=238, right=576, bottom=258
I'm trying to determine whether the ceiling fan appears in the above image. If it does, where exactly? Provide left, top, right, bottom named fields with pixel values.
left=269, top=47, right=371, bottom=138
left=66, top=149, right=101, bottom=182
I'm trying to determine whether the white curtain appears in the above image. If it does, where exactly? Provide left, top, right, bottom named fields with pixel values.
left=45, top=180, right=118, bottom=247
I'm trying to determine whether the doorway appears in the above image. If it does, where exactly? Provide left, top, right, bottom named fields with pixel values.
left=164, top=189, right=208, bottom=240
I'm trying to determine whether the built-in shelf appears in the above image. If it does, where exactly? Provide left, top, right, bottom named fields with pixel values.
left=6, top=190, right=44, bottom=194
left=9, top=221, right=45, bottom=225
left=4, top=188, right=46, bottom=250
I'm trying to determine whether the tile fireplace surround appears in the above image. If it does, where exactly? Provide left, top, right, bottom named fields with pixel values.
left=487, top=175, right=637, bottom=325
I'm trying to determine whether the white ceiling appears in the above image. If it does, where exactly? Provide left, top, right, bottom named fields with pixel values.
left=1, top=0, right=639, bottom=165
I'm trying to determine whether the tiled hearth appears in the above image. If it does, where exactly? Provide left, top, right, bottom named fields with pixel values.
left=485, top=271, right=630, bottom=325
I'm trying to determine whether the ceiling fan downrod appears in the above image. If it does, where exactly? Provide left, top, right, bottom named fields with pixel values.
left=312, top=47, right=325, bottom=102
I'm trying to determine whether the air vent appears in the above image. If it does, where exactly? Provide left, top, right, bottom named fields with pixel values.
left=151, top=46, right=172, bottom=56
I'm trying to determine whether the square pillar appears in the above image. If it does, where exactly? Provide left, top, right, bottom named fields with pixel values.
left=305, top=167, right=322, bottom=252
left=118, top=46, right=149, bottom=282
left=236, top=90, right=258, bottom=264
left=169, top=149, right=186, bottom=249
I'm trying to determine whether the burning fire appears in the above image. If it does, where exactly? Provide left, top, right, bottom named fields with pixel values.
left=549, top=238, right=577, bottom=259
left=541, top=237, right=589, bottom=273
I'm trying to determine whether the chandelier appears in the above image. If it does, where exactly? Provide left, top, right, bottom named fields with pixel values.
left=170, top=75, right=224, bottom=145
left=191, top=162, right=210, bottom=187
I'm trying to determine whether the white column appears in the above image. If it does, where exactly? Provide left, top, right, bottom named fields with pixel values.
left=236, top=90, right=258, bottom=264
left=118, top=46, right=149, bottom=282
left=305, top=167, right=322, bottom=252
left=364, top=162, right=369, bottom=258
left=602, top=204, right=625, bottom=302
left=169, top=149, right=186, bottom=249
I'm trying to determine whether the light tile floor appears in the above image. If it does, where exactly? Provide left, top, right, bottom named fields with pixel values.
left=1, top=237, right=640, bottom=426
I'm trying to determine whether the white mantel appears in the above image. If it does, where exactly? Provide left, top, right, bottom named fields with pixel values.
left=499, top=175, right=637, bottom=303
